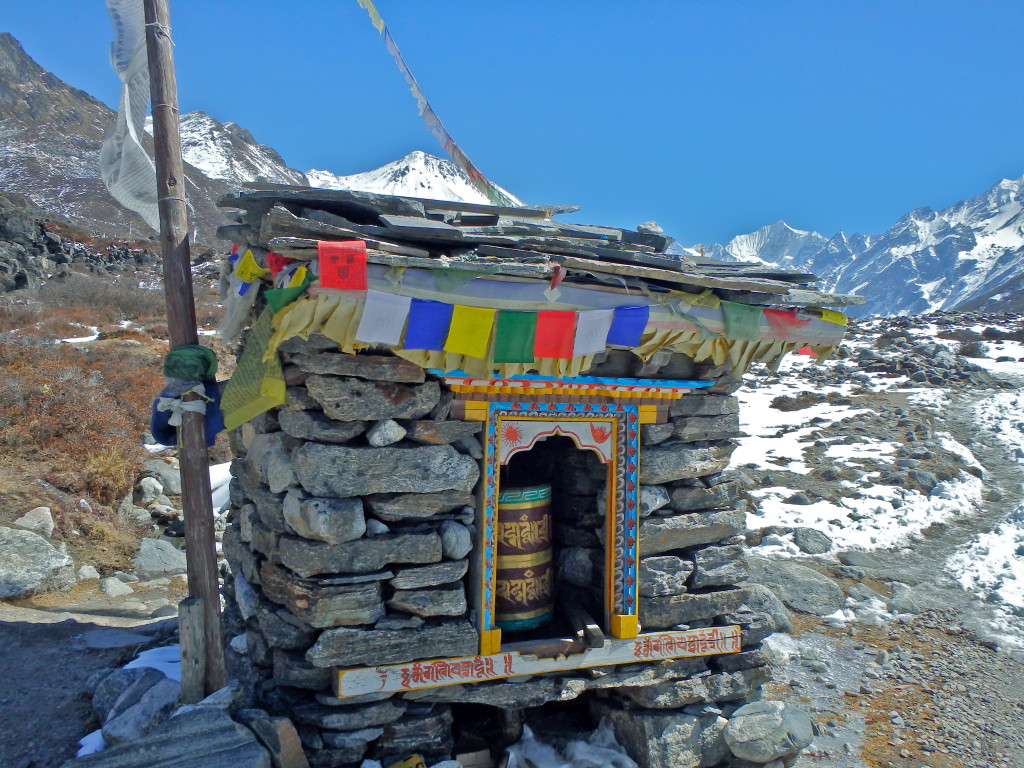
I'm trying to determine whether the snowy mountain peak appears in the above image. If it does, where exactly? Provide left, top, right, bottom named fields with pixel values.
left=307, top=150, right=522, bottom=206
left=148, top=111, right=308, bottom=187
left=725, top=220, right=828, bottom=268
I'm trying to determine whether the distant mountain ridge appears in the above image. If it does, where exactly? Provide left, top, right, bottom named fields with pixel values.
left=673, top=178, right=1024, bottom=316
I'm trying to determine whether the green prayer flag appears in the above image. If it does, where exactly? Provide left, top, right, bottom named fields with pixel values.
left=721, top=301, right=763, bottom=341
left=492, top=311, right=537, bottom=363
left=264, top=272, right=314, bottom=314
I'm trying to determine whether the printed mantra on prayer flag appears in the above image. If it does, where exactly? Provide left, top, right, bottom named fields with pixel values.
left=336, top=626, right=741, bottom=697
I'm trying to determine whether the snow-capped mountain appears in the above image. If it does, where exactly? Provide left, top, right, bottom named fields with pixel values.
left=164, top=111, right=308, bottom=187
left=675, top=177, right=1024, bottom=316
left=308, top=150, right=522, bottom=206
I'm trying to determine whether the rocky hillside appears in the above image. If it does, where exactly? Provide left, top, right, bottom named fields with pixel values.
left=0, top=33, right=230, bottom=244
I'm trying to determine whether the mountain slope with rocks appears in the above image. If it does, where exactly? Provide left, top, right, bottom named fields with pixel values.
left=0, top=33, right=231, bottom=245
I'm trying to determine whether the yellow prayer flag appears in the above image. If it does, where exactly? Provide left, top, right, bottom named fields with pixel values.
left=443, top=305, right=495, bottom=359
left=287, top=265, right=308, bottom=288
left=819, top=309, right=848, bottom=326
left=356, top=0, right=386, bottom=32
left=235, top=249, right=269, bottom=283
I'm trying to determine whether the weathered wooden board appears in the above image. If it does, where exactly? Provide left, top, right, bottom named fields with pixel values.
left=335, top=625, right=741, bottom=697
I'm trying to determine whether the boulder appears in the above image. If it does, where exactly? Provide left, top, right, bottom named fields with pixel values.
left=101, top=677, right=182, bottom=745
left=277, top=410, right=367, bottom=444
left=245, top=433, right=298, bottom=494
left=639, top=555, right=694, bottom=597
left=293, top=443, right=478, bottom=497
left=0, top=526, right=75, bottom=598
left=640, top=510, right=745, bottom=555
left=14, top=506, right=54, bottom=537
left=100, top=577, right=136, bottom=597
left=305, top=375, right=439, bottom=421
left=747, top=559, right=844, bottom=616
left=605, top=707, right=729, bottom=768
left=366, top=419, right=407, bottom=446
left=387, top=584, right=467, bottom=617
left=639, top=443, right=734, bottom=485
left=283, top=491, right=366, bottom=546
left=278, top=533, right=441, bottom=577
left=307, top=621, right=478, bottom=668
left=641, top=587, right=750, bottom=630
left=439, top=520, right=473, bottom=559
left=723, top=701, right=812, bottom=763
left=691, top=545, right=748, bottom=588
left=792, top=527, right=832, bottom=555
left=133, top=538, right=188, bottom=581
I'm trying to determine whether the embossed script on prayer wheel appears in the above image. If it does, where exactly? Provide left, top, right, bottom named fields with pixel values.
left=495, top=484, right=554, bottom=631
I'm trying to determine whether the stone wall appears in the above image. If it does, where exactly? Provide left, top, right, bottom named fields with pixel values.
left=220, top=334, right=793, bottom=768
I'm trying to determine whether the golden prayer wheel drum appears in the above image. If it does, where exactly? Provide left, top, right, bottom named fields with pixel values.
left=495, top=484, right=554, bottom=631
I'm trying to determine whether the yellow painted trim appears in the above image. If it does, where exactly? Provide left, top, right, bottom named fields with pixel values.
left=611, top=614, right=639, bottom=639
left=638, top=405, right=659, bottom=424
left=496, top=550, right=553, bottom=567
left=480, top=628, right=502, bottom=655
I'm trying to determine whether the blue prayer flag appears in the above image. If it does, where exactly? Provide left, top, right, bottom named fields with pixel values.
left=404, top=298, right=454, bottom=351
left=606, top=305, right=650, bottom=347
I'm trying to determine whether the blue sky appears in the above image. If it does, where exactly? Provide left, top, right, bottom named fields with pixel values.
left=3, top=1, right=1023, bottom=245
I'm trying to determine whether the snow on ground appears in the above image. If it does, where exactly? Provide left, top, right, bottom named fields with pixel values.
left=210, top=462, right=232, bottom=513
left=943, top=387, right=1024, bottom=646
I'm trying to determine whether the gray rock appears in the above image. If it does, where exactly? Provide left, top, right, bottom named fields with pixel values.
left=92, top=668, right=162, bottom=724
left=272, top=650, right=332, bottom=690
left=668, top=394, right=739, bottom=418
left=738, top=583, right=794, bottom=634
left=888, top=582, right=922, bottom=614
left=133, top=538, right=188, bottom=581
left=249, top=486, right=288, bottom=533
left=403, top=420, right=482, bottom=445
left=365, top=491, right=474, bottom=521
left=102, top=677, right=182, bottom=745
left=246, top=433, right=299, bottom=494
left=639, top=485, right=671, bottom=516
left=793, top=527, right=832, bottom=555
left=277, top=409, right=367, bottom=444
left=283, top=490, right=366, bottom=545
left=672, top=414, right=742, bottom=442
left=364, top=518, right=390, bottom=536
left=390, top=560, right=468, bottom=590
left=691, top=545, right=748, bottom=589
left=748, top=559, right=844, bottom=616
left=306, top=375, right=439, bottom=421
left=605, top=707, right=728, bottom=768
left=560, top=547, right=599, bottom=587
left=837, top=550, right=883, bottom=569
left=0, top=526, right=75, bottom=598
left=439, top=520, right=473, bottom=559
left=370, top=708, right=454, bottom=762
left=279, top=533, right=441, bottom=577
left=723, top=701, right=812, bottom=763
left=367, top=419, right=407, bottom=447
left=641, top=422, right=675, bottom=445
left=640, top=510, right=745, bottom=555
left=257, top=608, right=316, bottom=651
left=244, top=717, right=310, bottom=768
left=234, top=572, right=260, bottom=622
left=639, top=443, right=734, bottom=485
left=100, top=577, right=136, bottom=597
left=307, top=620, right=478, bottom=668
left=69, top=708, right=271, bottom=768
left=140, top=459, right=182, bottom=495
left=387, top=584, right=467, bottom=617
left=14, top=506, right=54, bottom=537
left=641, top=588, right=750, bottom=630
left=293, top=443, right=479, bottom=497
left=138, top=477, right=165, bottom=506
left=288, top=351, right=424, bottom=382
left=78, top=564, right=101, bottom=581
left=320, top=726, right=382, bottom=749
left=669, top=482, right=741, bottom=512
left=639, top=555, right=694, bottom=597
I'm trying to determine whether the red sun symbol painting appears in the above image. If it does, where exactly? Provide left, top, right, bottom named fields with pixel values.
left=501, top=423, right=524, bottom=446
left=589, top=423, right=611, bottom=443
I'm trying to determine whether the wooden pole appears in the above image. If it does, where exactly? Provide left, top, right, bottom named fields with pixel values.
left=143, top=0, right=226, bottom=695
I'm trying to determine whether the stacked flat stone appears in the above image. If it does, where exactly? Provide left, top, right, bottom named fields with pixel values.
left=220, top=334, right=789, bottom=768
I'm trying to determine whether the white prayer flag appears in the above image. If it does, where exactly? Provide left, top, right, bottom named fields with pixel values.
left=355, top=290, right=412, bottom=345
left=573, top=309, right=614, bottom=356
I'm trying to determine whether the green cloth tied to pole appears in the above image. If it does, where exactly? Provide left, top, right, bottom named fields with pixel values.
left=163, top=344, right=218, bottom=380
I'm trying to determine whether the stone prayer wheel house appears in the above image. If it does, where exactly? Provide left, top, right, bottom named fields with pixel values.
left=215, top=186, right=859, bottom=768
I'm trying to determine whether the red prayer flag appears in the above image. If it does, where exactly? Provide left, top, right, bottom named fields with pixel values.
left=796, top=345, right=817, bottom=356
left=266, top=251, right=293, bottom=277
left=764, top=308, right=811, bottom=332
left=534, top=311, right=576, bottom=359
left=318, top=240, right=368, bottom=290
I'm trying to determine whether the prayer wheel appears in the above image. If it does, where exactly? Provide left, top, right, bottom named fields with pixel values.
left=495, top=484, right=554, bottom=631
